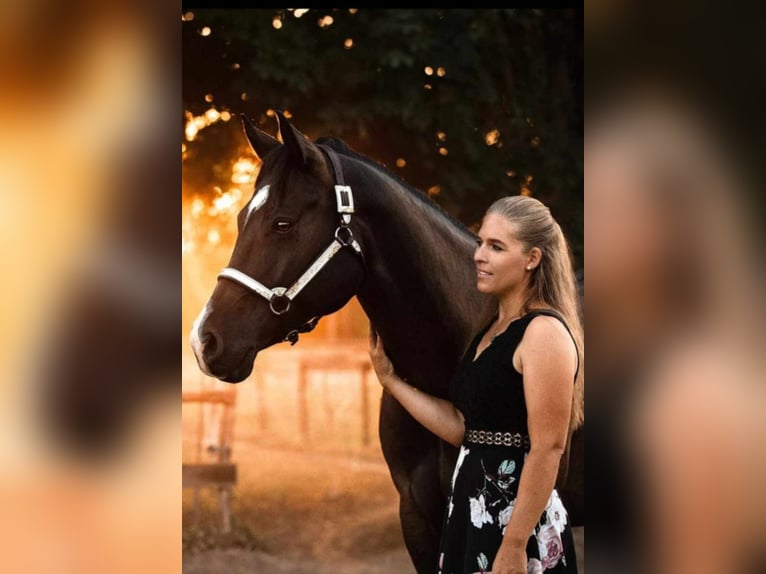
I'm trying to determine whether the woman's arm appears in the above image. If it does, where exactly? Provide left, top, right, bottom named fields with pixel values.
left=368, top=328, right=465, bottom=447
left=492, top=316, right=577, bottom=574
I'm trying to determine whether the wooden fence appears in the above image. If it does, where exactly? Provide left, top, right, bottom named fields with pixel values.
left=182, top=344, right=380, bottom=530
left=182, top=386, right=237, bottom=532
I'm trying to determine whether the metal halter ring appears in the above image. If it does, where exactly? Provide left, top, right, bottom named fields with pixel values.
left=334, top=225, right=355, bottom=246
left=269, top=287, right=291, bottom=315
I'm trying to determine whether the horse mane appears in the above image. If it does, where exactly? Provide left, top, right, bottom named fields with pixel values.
left=316, top=136, right=476, bottom=240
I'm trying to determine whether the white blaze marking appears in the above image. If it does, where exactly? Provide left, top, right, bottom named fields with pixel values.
left=190, top=301, right=213, bottom=376
left=246, top=185, right=270, bottom=221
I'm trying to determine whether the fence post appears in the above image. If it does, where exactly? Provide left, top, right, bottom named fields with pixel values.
left=298, top=365, right=309, bottom=441
left=360, top=364, right=371, bottom=447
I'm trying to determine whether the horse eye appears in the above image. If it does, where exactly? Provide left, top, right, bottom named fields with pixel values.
left=273, top=219, right=293, bottom=233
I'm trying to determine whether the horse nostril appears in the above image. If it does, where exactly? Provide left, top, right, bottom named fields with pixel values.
left=201, top=329, right=221, bottom=361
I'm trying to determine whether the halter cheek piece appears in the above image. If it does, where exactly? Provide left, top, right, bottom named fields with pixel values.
left=217, top=145, right=366, bottom=345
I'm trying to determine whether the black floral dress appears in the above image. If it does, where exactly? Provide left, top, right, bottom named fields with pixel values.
left=437, top=310, right=579, bottom=574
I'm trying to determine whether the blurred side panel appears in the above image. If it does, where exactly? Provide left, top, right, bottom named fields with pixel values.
left=586, top=2, right=766, bottom=573
left=0, top=0, right=181, bottom=572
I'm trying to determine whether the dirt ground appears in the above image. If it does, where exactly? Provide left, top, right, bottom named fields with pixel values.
left=184, top=547, right=415, bottom=574
left=183, top=444, right=416, bottom=573
left=182, top=444, right=584, bottom=573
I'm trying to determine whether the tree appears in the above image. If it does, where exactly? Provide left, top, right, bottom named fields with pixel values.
left=182, top=9, right=582, bottom=264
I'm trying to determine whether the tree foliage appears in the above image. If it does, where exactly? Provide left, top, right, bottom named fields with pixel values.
left=183, top=9, right=582, bottom=264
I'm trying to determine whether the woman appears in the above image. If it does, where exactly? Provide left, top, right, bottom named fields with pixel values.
left=369, top=196, right=583, bottom=574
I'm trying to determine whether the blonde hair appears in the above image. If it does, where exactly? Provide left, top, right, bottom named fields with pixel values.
left=485, top=196, right=584, bottom=430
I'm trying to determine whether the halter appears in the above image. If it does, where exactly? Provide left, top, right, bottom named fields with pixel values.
left=217, top=145, right=365, bottom=345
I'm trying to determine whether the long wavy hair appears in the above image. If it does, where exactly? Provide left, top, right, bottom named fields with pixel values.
left=485, top=196, right=584, bottom=430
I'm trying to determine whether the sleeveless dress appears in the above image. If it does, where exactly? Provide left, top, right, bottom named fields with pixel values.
left=437, top=310, right=579, bottom=574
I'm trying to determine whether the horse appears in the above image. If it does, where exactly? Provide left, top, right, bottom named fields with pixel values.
left=191, top=111, right=582, bottom=573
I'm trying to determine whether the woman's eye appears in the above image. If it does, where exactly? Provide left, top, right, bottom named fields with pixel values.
left=491, top=244, right=502, bottom=251
left=273, top=219, right=293, bottom=233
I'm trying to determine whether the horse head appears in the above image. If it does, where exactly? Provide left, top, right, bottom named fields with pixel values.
left=191, top=112, right=366, bottom=382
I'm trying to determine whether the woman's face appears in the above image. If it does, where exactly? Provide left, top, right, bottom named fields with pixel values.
left=474, top=213, right=535, bottom=296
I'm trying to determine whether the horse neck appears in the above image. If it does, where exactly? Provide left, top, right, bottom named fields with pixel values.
left=345, top=158, right=495, bottom=392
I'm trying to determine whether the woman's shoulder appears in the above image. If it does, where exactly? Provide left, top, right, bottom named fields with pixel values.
left=525, top=313, right=572, bottom=340
left=521, top=309, right=571, bottom=336
left=519, top=311, right=578, bottom=360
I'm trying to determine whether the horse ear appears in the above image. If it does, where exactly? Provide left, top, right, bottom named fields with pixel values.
left=241, top=115, right=280, bottom=160
left=276, top=110, right=315, bottom=166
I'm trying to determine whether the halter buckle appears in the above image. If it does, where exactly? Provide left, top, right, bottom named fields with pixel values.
left=335, top=185, right=354, bottom=214
left=269, top=287, right=292, bottom=315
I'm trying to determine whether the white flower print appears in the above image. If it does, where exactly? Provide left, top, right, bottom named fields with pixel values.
left=527, top=558, right=543, bottom=574
left=545, top=490, right=568, bottom=534
left=469, top=494, right=493, bottom=529
left=451, top=445, right=470, bottom=490
left=498, top=499, right=516, bottom=534
left=537, top=524, right=565, bottom=570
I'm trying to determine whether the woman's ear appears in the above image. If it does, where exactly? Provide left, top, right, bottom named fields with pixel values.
left=527, top=247, right=543, bottom=270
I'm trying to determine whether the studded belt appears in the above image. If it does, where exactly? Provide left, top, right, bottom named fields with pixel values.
left=465, top=429, right=530, bottom=448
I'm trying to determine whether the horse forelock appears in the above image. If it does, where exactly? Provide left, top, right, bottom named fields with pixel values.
left=248, top=147, right=319, bottom=208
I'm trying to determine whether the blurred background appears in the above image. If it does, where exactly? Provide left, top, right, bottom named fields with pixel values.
left=0, top=0, right=180, bottom=572
left=586, top=3, right=766, bottom=573
left=181, top=8, right=582, bottom=574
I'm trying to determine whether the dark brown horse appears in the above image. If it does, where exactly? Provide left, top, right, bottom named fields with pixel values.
left=191, top=111, right=582, bottom=573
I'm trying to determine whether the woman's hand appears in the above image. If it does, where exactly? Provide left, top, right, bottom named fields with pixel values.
left=368, top=325, right=396, bottom=388
left=367, top=323, right=465, bottom=446
left=491, top=540, right=527, bottom=574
